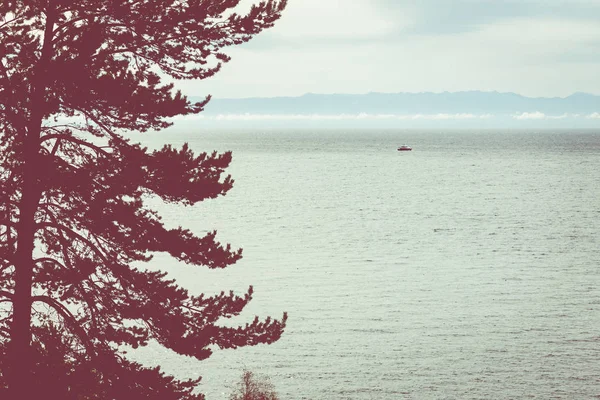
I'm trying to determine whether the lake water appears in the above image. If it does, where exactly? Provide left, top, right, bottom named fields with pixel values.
left=128, top=129, right=600, bottom=399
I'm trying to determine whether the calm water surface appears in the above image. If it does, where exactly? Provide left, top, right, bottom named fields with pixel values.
left=129, top=130, right=600, bottom=399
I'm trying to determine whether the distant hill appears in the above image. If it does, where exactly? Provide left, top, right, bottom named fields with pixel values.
left=180, top=91, right=600, bottom=128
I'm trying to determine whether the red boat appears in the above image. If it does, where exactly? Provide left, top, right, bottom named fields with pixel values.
left=397, top=145, right=412, bottom=151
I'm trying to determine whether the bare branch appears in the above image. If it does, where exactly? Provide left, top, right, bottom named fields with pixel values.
left=39, top=132, right=110, bottom=156
left=32, top=295, right=95, bottom=356
left=36, top=221, right=109, bottom=264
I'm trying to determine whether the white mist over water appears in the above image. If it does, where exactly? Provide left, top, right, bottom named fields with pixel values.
left=128, top=129, right=600, bottom=399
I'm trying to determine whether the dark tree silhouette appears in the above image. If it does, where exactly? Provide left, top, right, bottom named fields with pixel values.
left=229, top=369, right=279, bottom=400
left=0, top=1, right=287, bottom=398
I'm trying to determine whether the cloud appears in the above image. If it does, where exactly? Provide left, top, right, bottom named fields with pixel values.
left=513, top=112, right=580, bottom=120
left=587, top=112, right=600, bottom=119
left=513, top=111, right=545, bottom=120
left=475, top=17, right=600, bottom=48
left=177, top=1, right=600, bottom=98
left=377, top=0, right=600, bottom=36
left=251, top=0, right=403, bottom=41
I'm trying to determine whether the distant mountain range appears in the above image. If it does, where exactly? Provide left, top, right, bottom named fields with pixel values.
left=181, top=91, right=600, bottom=128
left=200, top=91, right=600, bottom=115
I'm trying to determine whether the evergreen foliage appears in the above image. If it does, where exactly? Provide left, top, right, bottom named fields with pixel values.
left=0, top=1, right=287, bottom=398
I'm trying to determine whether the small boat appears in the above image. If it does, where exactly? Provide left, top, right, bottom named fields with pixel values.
left=397, top=145, right=412, bottom=151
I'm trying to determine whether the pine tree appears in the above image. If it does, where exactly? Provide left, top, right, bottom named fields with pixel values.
left=0, top=1, right=287, bottom=398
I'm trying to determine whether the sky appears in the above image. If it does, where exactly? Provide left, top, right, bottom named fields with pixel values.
left=177, top=0, right=600, bottom=99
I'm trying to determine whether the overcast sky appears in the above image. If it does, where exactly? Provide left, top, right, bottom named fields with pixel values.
left=178, top=0, right=600, bottom=99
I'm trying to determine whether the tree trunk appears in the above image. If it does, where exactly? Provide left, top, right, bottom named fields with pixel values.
left=9, top=148, right=39, bottom=398
left=7, top=5, right=56, bottom=398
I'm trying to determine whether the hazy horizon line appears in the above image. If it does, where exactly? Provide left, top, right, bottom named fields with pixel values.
left=197, top=90, right=600, bottom=101
left=175, top=112, right=600, bottom=121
